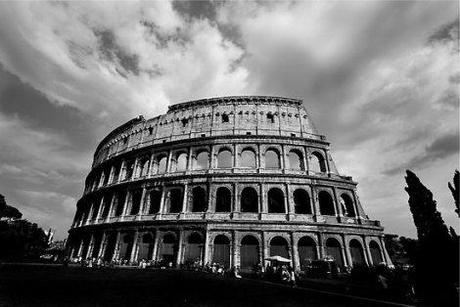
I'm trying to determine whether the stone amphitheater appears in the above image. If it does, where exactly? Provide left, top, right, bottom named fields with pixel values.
left=68, top=95, right=391, bottom=272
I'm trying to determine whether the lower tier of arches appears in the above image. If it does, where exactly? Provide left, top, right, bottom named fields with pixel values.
left=68, top=226, right=392, bottom=272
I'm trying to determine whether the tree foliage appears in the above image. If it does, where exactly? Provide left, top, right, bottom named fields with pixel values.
left=448, top=170, right=459, bottom=217
left=404, top=170, right=459, bottom=306
left=0, top=194, right=48, bottom=261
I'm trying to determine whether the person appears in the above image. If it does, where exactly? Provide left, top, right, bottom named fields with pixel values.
left=288, top=266, right=296, bottom=287
left=233, top=266, right=242, bottom=278
left=281, top=266, right=290, bottom=284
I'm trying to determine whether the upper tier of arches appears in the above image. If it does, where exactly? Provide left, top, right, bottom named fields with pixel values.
left=93, top=96, right=323, bottom=167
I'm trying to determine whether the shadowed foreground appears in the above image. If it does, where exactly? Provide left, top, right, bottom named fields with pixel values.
left=0, top=264, right=411, bottom=307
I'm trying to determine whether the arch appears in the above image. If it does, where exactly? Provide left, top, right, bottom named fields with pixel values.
left=217, top=149, right=233, bottom=168
left=350, top=239, right=366, bottom=266
left=340, top=194, right=356, bottom=217
left=369, top=241, right=383, bottom=265
left=119, top=234, right=134, bottom=261
left=269, top=236, right=289, bottom=259
left=102, top=169, right=110, bottom=185
left=91, top=233, right=103, bottom=258
left=174, top=153, right=188, bottom=172
left=294, top=189, right=311, bottom=214
left=240, top=149, right=256, bottom=168
left=310, top=152, right=326, bottom=173
left=240, top=187, right=258, bottom=213
left=184, top=232, right=204, bottom=263
left=191, top=186, right=207, bottom=212
left=265, top=149, right=280, bottom=169
left=213, top=235, right=230, bottom=268
left=139, top=157, right=150, bottom=177
left=288, top=150, right=304, bottom=170
left=129, top=189, right=142, bottom=215
left=168, top=188, right=183, bottom=213
left=138, top=233, right=154, bottom=261
left=148, top=189, right=162, bottom=214
left=158, top=156, right=168, bottom=173
left=101, top=196, right=112, bottom=218
left=319, top=191, right=335, bottom=216
left=215, top=187, right=231, bottom=212
left=114, top=191, right=127, bottom=217
left=267, top=188, right=285, bottom=213
left=103, top=232, right=117, bottom=261
left=298, top=236, right=317, bottom=268
left=91, top=201, right=100, bottom=220
left=112, top=162, right=121, bottom=183
left=125, top=160, right=135, bottom=180
left=194, top=151, right=209, bottom=170
left=325, top=238, right=344, bottom=267
left=159, top=234, right=177, bottom=264
left=240, top=235, right=260, bottom=271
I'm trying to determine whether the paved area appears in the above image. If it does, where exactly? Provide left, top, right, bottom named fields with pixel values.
left=0, top=264, right=412, bottom=307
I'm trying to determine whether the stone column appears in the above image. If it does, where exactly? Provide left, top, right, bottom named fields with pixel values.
left=302, top=146, right=308, bottom=172
left=233, top=144, right=238, bottom=169
left=108, top=165, right=115, bottom=184
left=362, top=236, right=372, bottom=266
left=148, top=153, right=155, bottom=177
left=317, top=233, right=325, bottom=259
left=342, top=235, right=352, bottom=267
left=96, top=197, right=105, bottom=221
left=233, top=183, right=239, bottom=214
left=166, top=149, right=173, bottom=173
left=332, top=187, right=343, bottom=218
left=206, top=184, right=212, bottom=213
left=76, top=239, right=84, bottom=258
left=159, top=187, right=166, bottom=214
left=291, top=233, right=300, bottom=271
left=379, top=236, right=393, bottom=266
left=280, top=144, right=286, bottom=171
left=130, top=231, right=140, bottom=263
left=118, top=160, right=126, bottom=182
left=311, top=187, right=320, bottom=219
left=232, top=231, right=239, bottom=268
left=187, top=147, right=193, bottom=171
left=203, top=229, right=210, bottom=265
left=284, top=183, right=290, bottom=216
left=137, top=187, right=147, bottom=218
left=260, top=184, right=266, bottom=214
left=86, top=204, right=94, bottom=225
left=121, top=191, right=131, bottom=218
left=86, top=234, right=96, bottom=259
left=176, top=230, right=184, bottom=266
left=257, top=144, right=262, bottom=170
left=106, top=194, right=116, bottom=222
left=133, top=157, right=140, bottom=179
left=181, top=184, right=189, bottom=213
left=261, top=232, right=268, bottom=267
left=112, top=231, right=122, bottom=261
left=97, top=232, right=108, bottom=258
left=152, top=231, right=160, bottom=261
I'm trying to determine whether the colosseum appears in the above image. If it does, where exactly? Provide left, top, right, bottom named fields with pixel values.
left=67, top=95, right=392, bottom=272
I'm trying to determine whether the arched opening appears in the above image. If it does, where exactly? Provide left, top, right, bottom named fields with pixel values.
left=91, top=233, right=103, bottom=258
left=184, top=232, right=204, bottom=263
left=215, top=187, right=231, bottom=212
left=80, top=236, right=91, bottom=258
left=240, top=149, right=256, bottom=168
left=119, top=234, right=134, bottom=261
left=288, top=150, right=303, bottom=170
left=265, top=149, right=280, bottom=169
left=294, top=189, right=311, bottom=214
left=148, top=189, right=162, bottom=214
left=310, top=152, right=326, bottom=173
left=114, top=191, right=127, bottom=217
left=241, top=187, right=258, bottom=213
left=174, top=153, right=188, bottom=172
left=212, top=235, right=230, bottom=268
left=319, top=191, right=335, bottom=216
left=298, top=237, right=317, bottom=268
left=103, top=233, right=117, bottom=262
left=124, top=160, right=135, bottom=180
left=369, top=241, right=383, bottom=265
left=91, top=200, right=100, bottom=220
left=340, top=194, right=355, bottom=217
left=191, top=187, right=207, bottom=212
left=112, top=163, right=121, bottom=183
left=138, top=233, right=154, bottom=261
left=350, top=239, right=366, bottom=266
left=101, top=196, right=112, bottom=219
left=159, top=234, right=177, bottom=265
left=129, top=189, right=142, bottom=215
left=269, top=236, right=289, bottom=259
left=158, top=156, right=168, bottom=173
left=217, top=149, right=233, bottom=168
left=103, top=169, right=110, bottom=185
left=326, top=238, right=344, bottom=267
left=240, top=235, right=259, bottom=271
left=168, top=188, right=183, bottom=213
left=267, top=188, right=285, bottom=213
left=194, top=151, right=209, bottom=170
left=139, top=157, right=150, bottom=177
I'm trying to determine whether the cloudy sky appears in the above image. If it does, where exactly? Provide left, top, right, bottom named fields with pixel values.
left=0, top=1, right=458, bottom=240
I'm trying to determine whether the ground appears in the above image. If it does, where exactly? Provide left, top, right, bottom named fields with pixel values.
left=0, top=264, right=409, bottom=307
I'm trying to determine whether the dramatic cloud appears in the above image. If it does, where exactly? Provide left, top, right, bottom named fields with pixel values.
left=0, top=1, right=458, bottom=239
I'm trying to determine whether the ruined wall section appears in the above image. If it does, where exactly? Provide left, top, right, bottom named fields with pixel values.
left=93, top=96, right=323, bottom=168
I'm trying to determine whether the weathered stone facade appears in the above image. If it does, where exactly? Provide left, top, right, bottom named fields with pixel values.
left=68, top=96, right=391, bottom=271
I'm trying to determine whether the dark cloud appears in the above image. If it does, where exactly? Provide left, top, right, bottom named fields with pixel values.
left=428, top=18, right=459, bottom=44
left=0, top=66, right=98, bottom=150
left=172, top=0, right=218, bottom=21
left=384, top=132, right=460, bottom=176
left=93, top=29, right=140, bottom=76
